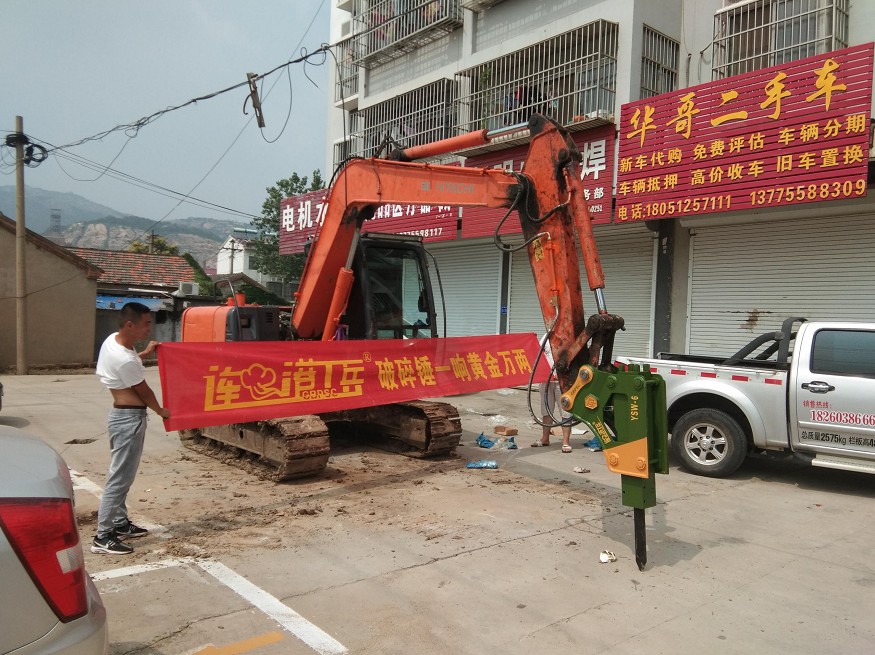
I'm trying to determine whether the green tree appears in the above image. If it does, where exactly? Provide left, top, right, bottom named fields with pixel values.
left=182, top=253, right=215, bottom=296
left=250, top=169, right=325, bottom=283
left=128, top=234, right=180, bottom=255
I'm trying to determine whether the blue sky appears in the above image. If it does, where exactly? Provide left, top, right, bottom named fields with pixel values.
left=1, top=0, right=331, bottom=225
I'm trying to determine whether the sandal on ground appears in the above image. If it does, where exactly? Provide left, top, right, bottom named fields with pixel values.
left=561, top=445, right=572, bottom=453
left=530, top=441, right=550, bottom=447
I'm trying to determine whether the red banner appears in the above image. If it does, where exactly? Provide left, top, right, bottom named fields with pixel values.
left=616, top=43, right=873, bottom=221
left=158, top=334, right=549, bottom=431
left=279, top=190, right=457, bottom=255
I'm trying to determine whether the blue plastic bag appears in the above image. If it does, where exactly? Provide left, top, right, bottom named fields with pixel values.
left=584, top=436, right=603, bottom=452
left=466, top=460, right=498, bottom=469
left=475, top=432, right=495, bottom=448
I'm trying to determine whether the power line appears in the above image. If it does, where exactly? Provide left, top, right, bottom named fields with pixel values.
left=45, top=143, right=258, bottom=219
left=121, top=0, right=329, bottom=247
left=0, top=0, right=330, bottom=246
left=42, top=45, right=330, bottom=155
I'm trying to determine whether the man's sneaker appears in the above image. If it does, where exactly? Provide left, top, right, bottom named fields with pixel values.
left=113, top=521, right=149, bottom=539
left=91, top=534, right=133, bottom=555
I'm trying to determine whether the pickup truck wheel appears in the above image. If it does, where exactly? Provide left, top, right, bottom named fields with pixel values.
left=670, top=409, right=747, bottom=477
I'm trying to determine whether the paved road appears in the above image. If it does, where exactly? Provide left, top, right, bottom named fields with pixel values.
left=2, top=370, right=874, bottom=654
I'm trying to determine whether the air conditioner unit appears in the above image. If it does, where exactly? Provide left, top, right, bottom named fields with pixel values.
left=177, top=282, right=199, bottom=297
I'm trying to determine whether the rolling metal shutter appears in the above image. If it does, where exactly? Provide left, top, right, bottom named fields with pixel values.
left=426, top=241, right=503, bottom=336
left=507, top=223, right=656, bottom=357
left=687, top=215, right=875, bottom=356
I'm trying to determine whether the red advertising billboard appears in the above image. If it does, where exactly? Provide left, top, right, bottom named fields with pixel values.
left=462, top=124, right=615, bottom=237
left=279, top=190, right=457, bottom=255
left=616, top=43, right=873, bottom=221
left=158, top=334, right=549, bottom=430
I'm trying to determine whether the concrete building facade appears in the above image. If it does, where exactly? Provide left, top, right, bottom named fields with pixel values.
left=323, top=0, right=875, bottom=356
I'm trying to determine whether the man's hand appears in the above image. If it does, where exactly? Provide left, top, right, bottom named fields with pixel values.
left=157, top=407, right=171, bottom=420
left=139, top=341, right=159, bottom=358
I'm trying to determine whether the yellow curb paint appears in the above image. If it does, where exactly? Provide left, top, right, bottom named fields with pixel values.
left=195, top=631, right=285, bottom=655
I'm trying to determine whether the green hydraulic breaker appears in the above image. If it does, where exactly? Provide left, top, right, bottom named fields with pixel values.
left=560, top=363, right=668, bottom=570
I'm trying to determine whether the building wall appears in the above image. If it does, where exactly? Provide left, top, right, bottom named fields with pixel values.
left=0, top=234, right=97, bottom=368
left=328, top=0, right=875, bottom=353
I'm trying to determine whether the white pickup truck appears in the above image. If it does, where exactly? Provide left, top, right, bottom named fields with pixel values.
left=620, top=318, right=875, bottom=477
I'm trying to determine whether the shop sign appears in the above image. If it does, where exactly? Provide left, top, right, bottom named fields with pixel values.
left=461, top=124, right=616, bottom=238
left=279, top=189, right=456, bottom=255
left=616, top=43, right=873, bottom=221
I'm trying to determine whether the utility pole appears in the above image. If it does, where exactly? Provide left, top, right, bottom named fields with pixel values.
left=14, top=116, right=28, bottom=375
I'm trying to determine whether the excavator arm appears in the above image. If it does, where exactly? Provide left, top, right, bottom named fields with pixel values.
left=513, top=116, right=669, bottom=569
left=292, top=115, right=668, bottom=567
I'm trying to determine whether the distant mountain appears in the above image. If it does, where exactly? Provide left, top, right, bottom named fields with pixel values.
left=0, top=185, right=124, bottom=232
left=0, top=186, right=251, bottom=268
left=64, top=215, right=244, bottom=268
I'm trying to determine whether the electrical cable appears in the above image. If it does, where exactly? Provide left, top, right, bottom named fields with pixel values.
left=42, top=45, right=329, bottom=156
left=44, top=144, right=257, bottom=219
left=122, top=0, right=329, bottom=247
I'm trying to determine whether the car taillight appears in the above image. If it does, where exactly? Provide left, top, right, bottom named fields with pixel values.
left=0, top=498, right=88, bottom=622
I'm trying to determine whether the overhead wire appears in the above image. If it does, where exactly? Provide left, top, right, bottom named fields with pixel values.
left=122, top=0, right=329, bottom=247
left=47, top=146, right=257, bottom=219
left=0, top=2, right=330, bottom=246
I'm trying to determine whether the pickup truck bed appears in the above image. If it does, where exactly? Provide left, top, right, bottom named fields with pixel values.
left=620, top=318, right=875, bottom=478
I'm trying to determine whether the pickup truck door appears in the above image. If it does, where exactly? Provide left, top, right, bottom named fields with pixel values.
left=790, top=327, right=875, bottom=458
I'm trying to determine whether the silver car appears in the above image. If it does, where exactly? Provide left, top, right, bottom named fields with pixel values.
left=0, top=426, right=108, bottom=654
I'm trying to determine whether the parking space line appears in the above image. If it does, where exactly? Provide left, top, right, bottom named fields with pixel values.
left=77, top=470, right=347, bottom=654
left=90, top=558, right=189, bottom=581
left=70, top=469, right=104, bottom=496
left=91, top=557, right=348, bottom=654
left=197, top=560, right=348, bottom=655
left=194, top=631, right=285, bottom=654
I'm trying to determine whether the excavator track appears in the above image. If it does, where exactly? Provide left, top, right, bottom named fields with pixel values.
left=179, top=400, right=462, bottom=480
left=179, top=414, right=331, bottom=482
left=320, top=400, right=463, bottom=458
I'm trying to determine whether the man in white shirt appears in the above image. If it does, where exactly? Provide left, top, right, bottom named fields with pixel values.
left=92, top=302, right=170, bottom=555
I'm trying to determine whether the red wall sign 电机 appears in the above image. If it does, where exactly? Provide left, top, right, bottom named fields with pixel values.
left=279, top=190, right=457, bottom=255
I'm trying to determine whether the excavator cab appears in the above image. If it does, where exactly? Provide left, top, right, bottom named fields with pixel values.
left=181, top=233, right=437, bottom=345
left=343, top=233, right=438, bottom=340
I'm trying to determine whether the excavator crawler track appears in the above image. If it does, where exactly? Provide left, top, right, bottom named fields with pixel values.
left=320, top=400, right=462, bottom=458
left=179, top=401, right=462, bottom=480
left=179, top=415, right=331, bottom=482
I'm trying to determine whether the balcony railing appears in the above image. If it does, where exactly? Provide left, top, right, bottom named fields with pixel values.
left=712, top=0, right=849, bottom=79
left=352, top=0, right=463, bottom=68
left=460, top=0, right=505, bottom=11
left=334, top=37, right=360, bottom=108
left=453, top=20, right=619, bottom=134
left=336, top=79, right=457, bottom=165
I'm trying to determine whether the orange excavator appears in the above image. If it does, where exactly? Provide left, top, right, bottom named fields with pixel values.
left=181, top=114, right=668, bottom=568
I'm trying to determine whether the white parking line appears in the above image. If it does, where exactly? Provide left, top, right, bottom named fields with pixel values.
left=90, top=558, right=188, bottom=581
left=197, top=560, right=347, bottom=655
left=76, top=470, right=348, bottom=654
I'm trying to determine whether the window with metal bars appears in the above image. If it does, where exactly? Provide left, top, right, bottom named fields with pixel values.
left=334, top=37, right=359, bottom=106
left=338, top=79, right=457, bottom=164
left=712, top=0, right=849, bottom=79
left=453, top=20, right=619, bottom=134
left=352, top=0, right=463, bottom=68
left=641, top=26, right=679, bottom=98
